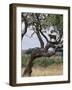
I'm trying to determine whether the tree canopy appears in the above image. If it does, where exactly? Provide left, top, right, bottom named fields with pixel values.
left=21, top=13, right=63, bottom=48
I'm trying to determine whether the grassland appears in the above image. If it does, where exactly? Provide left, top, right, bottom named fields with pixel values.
left=21, top=54, right=63, bottom=76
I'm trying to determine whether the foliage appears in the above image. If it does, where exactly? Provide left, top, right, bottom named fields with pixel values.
left=22, top=13, right=63, bottom=30
left=44, top=14, right=63, bottom=30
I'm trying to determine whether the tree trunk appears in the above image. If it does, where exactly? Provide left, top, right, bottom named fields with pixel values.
left=23, top=46, right=55, bottom=76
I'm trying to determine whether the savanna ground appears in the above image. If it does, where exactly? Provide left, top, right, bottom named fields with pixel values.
left=21, top=54, right=63, bottom=76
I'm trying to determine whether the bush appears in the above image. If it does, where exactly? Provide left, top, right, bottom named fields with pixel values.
left=22, top=54, right=63, bottom=67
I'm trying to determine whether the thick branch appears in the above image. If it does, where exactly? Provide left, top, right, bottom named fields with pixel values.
left=36, top=32, right=44, bottom=48
left=35, top=14, right=44, bottom=48
left=23, top=46, right=55, bottom=76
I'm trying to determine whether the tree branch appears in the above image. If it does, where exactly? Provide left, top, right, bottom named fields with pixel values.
left=36, top=32, right=44, bottom=48
left=40, top=31, right=49, bottom=43
left=21, top=14, right=28, bottom=39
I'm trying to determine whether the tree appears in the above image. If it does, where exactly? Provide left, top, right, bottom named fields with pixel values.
left=21, top=13, right=63, bottom=76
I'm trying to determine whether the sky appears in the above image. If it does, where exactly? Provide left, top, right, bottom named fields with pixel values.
left=21, top=28, right=48, bottom=50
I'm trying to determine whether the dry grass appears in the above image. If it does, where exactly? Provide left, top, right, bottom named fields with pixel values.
left=22, top=63, right=63, bottom=77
